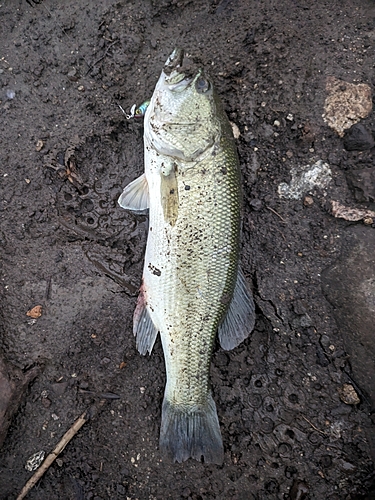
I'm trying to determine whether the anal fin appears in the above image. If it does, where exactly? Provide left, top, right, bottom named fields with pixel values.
left=218, top=267, right=255, bottom=350
left=133, top=282, right=158, bottom=355
left=118, top=173, right=149, bottom=213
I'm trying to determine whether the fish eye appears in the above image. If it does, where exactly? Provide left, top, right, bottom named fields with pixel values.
left=196, top=77, right=210, bottom=93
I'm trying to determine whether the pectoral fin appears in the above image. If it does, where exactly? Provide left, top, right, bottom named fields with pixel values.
left=218, top=267, right=255, bottom=350
left=118, top=173, right=149, bottom=213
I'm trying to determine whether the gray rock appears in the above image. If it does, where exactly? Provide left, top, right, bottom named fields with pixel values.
left=322, top=226, right=375, bottom=406
left=343, top=123, right=374, bottom=151
left=346, top=167, right=375, bottom=203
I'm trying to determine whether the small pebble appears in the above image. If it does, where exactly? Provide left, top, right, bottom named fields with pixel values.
left=230, top=122, right=241, bottom=139
left=338, top=384, right=360, bottom=405
left=25, top=451, right=45, bottom=471
left=26, top=305, right=42, bottom=318
left=250, top=199, right=262, bottom=211
left=304, top=196, right=314, bottom=206
left=41, top=397, right=51, bottom=408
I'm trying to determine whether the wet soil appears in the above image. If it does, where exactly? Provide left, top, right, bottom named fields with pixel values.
left=1, top=0, right=375, bottom=498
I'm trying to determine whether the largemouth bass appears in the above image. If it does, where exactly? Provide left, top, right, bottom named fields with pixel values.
left=119, top=49, right=255, bottom=464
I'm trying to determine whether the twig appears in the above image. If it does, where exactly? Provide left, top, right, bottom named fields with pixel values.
left=265, top=205, right=287, bottom=223
left=86, top=40, right=119, bottom=75
left=273, top=226, right=286, bottom=241
left=17, top=400, right=105, bottom=500
left=300, top=414, right=327, bottom=435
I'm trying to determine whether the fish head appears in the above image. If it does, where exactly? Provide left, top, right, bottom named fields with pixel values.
left=145, top=48, right=221, bottom=162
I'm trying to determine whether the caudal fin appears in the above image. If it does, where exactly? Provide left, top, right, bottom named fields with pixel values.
left=159, top=394, right=224, bottom=464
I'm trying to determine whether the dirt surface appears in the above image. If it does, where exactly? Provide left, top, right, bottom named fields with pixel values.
left=1, top=0, right=375, bottom=498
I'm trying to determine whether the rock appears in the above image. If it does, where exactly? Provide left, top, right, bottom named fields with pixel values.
left=343, top=124, right=374, bottom=151
left=322, top=227, right=375, bottom=406
left=278, top=160, right=332, bottom=200
left=346, top=167, right=375, bottom=203
left=331, top=200, right=375, bottom=222
left=322, top=77, right=373, bottom=137
left=337, top=384, right=360, bottom=405
left=0, top=356, right=40, bottom=448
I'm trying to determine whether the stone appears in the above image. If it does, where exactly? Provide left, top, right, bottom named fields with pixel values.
left=343, top=123, right=374, bottom=151
left=322, top=227, right=375, bottom=406
left=322, top=77, right=372, bottom=137
left=346, top=167, right=375, bottom=203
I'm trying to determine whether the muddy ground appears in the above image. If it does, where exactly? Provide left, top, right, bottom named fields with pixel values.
left=0, top=0, right=375, bottom=498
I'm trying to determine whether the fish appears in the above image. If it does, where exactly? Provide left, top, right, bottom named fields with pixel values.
left=118, top=48, right=255, bottom=464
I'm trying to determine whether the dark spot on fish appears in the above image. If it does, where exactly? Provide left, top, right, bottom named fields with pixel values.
left=220, top=293, right=231, bottom=305
left=185, top=185, right=191, bottom=191
left=148, top=263, right=161, bottom=276
left=220, top=166, right=227, bottom=175
left=170, top=188, right=175, bottom=194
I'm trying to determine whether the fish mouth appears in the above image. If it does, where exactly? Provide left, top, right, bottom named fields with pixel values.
left=164, top=48, right=185, bottom=74
left=163, top=48, right=197, bottom=86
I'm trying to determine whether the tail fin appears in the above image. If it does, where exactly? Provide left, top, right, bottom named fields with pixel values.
left=159, top=394, right=224, bottom=464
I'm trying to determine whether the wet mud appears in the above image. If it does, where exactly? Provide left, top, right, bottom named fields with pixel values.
left=0, top=0, right=375, bottom=498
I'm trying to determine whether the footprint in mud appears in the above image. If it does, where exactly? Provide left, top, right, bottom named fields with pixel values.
left=56, top=179, right=128, bottom=240
left=56, top=178, right=148, bottom=295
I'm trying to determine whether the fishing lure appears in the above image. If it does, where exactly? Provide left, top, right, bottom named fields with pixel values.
left=119, top=100, right=150, bottom=120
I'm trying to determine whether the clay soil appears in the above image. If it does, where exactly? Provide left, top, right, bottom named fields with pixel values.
left=1, top=1, right=375, bottom=499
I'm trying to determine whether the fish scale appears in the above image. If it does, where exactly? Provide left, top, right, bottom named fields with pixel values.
left=118, top=48, right=255, bottom=464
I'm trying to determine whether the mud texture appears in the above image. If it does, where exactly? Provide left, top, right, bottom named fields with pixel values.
left=1, top=1, right=375, bottom=499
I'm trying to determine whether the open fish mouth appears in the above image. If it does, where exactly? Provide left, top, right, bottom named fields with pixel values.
left=163, top=48, right=198, bottom=86
left=164, top=48, right=185, bottom=74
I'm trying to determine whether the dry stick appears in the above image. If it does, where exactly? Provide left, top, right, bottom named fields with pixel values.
left=265, top=205, right=287, bottom=223
left=86, top=39, right=120, bottom=75
left=300, top=414, right=327, bottom=436
left=17, top=400, right=105, bottom=500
